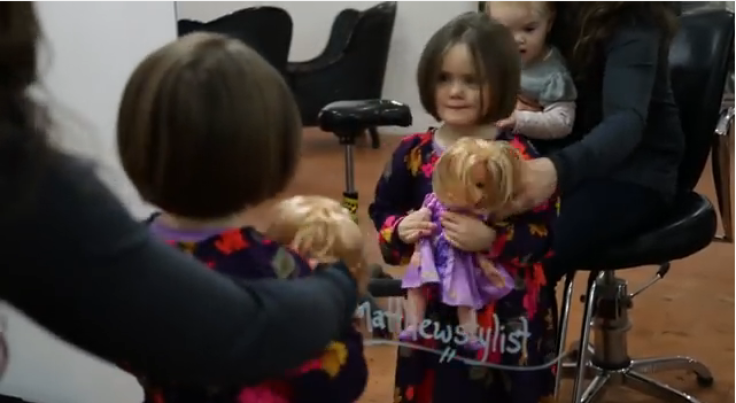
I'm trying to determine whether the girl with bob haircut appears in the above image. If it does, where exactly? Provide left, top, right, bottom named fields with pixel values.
left=117, top=33, right=368, bottom=403
left=0, top=1, right=358, bottom=390
left=369, top=12, right=559, bottom=403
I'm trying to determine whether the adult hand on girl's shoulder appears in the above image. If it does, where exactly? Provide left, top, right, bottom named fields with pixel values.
left=507, top=158, right=558, bottom=216
left=440, top=212, right=496, bottom=252
left=516, top=99, right=543, bottom=112
left=516, top=95, right=542, bottom=112
left=495, top=112, right=516, bottom=130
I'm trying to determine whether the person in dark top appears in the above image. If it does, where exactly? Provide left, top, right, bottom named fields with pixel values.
left=117, top=33, right=368, bottom=403
left=504, top=2, right=684, bottom=283
left=0, top=2, right=357, bottom=387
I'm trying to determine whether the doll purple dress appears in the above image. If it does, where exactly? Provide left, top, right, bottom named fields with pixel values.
left=402, top=193, right=514, bottom=310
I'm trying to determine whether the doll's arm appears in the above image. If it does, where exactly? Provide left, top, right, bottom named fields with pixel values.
left=489, top=192, right=560, bottom=267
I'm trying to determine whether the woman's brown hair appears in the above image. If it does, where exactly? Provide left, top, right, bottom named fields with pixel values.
left=417, top=12, right=520, bottom=123
left=0, top=3, right=51, bottom=217
left=117, top=32, right=302, bottom=220
left=551, top=2, right=679, bottom=81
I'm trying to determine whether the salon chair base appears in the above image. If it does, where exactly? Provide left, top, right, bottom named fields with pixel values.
left=558, top=271, right=713, bottom=403
left=712, top=106, right=734, bottom=243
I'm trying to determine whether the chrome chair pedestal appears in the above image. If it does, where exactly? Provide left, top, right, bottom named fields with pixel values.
left=712, top=106, right=733, bottom=243
left=556, top=270, right=714, bottom=403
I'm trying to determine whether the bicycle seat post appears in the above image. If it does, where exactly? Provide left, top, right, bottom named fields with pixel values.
left=318, top=99, right=413, bottom=222
left=335, top=129, right=361, bottom=220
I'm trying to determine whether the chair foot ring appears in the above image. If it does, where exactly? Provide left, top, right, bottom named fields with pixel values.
left=696, top=374, right=714, bottom=388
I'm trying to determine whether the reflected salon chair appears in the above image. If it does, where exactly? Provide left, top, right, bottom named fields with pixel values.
left=177, top=7, right=293, bottom=76
left=288, top=2, right=398, bottom=149
left=555, top=8, right=733, bottom=403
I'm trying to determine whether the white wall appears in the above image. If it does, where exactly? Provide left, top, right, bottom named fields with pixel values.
left=176, top=1, right=477, bottom=133
left=0, top=2, right=177, bottom=402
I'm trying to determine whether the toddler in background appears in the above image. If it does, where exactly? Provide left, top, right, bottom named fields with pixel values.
left=117, top=32, right=366, bottom=403
left=487, top=1, right=577, bottom=139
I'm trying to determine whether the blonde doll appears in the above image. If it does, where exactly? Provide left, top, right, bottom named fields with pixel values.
left=400, top=137, right=519, bottom=348
left=266, top=195, right=371, bottom=299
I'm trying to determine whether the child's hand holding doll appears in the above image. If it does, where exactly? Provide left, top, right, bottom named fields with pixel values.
left=440, top=211, right=497, bottom=252
left=397, top=208, right=436, bottom=244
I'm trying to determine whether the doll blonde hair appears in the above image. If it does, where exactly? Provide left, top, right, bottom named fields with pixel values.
left=266, top=195, right=368, bottom=293
left=432, top=137, right=522, bottom=213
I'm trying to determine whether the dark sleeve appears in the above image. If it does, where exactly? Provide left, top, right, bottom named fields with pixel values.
left=367, top=137, right=420, bottom=265
left=491, top=193, right=559, bottom=266
left=0, top=153, right=357, bottom=386
left=548, top=28, right=661, bottom=192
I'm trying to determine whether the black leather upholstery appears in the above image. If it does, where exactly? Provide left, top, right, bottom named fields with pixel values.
left=177, top=19, right=203, bottom=36
left=320, top=9, right=361, bottom=63
left=318, top=100, right=412, bottom=134
left=670, top=9, right=735, bottom=191
left=287, top=2, right=397, bottom=126
left=586, top=193, right=717, bottom=270
left=583, top=9, right=733, bottom=271
left=177, top=7, right=293, bottom=76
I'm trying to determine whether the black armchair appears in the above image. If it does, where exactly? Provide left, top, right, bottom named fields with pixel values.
left=177, top=19, right=203, bottom=36
left=555, top=8, right=733, bottom=403
left=287, top=2, right=398, bottom=149
left=176, top=7, right=293, bottom=76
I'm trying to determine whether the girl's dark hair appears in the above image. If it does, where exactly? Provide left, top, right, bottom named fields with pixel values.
left=551, top=2, right=679, bottom=81
left=0, top=3, right=51, bottom=216
left=417, top=12, right=520, bottom=123
left=117, top=32, right=302, bottom=219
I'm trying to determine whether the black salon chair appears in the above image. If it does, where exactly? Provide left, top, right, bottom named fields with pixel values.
left=555, top=8, right=733, bottom=403
left=289, top=2, right=398, bottom=149
left=180, top=7, right=293, bottom=76
left=177, top=19, right=203, bottom=36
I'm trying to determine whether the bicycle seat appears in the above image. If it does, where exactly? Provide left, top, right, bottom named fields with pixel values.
left=318, top=99, right=413, bottom=133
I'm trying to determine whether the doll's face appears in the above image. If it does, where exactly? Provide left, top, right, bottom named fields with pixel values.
left=487, top=2, right=552, bottom=65
left=442, top=161, right=491, bottom=215
left=435, top=44, right=491, bottom=127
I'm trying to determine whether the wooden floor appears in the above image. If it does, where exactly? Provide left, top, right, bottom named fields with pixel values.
left=244, top=128, right=735, bottom=403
